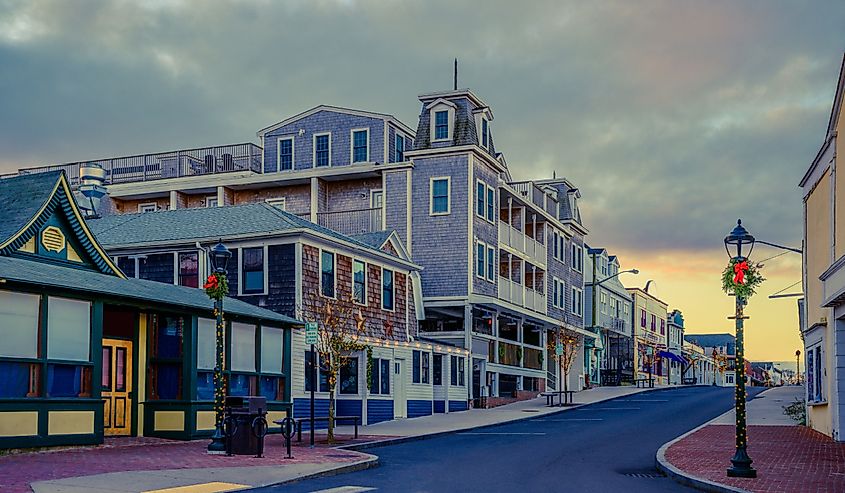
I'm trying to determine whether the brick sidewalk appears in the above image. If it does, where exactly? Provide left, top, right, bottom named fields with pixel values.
left=664, top=424, right=845, bottom=493
left=0, top=434, right=390, bottom=493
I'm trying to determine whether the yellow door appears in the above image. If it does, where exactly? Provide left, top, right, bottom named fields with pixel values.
left=102, top=339, right=133, bottom=436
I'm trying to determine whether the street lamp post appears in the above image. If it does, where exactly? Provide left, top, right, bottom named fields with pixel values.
left=795, top=349, right=801, bottom=385
left=588, top=264, right=639, bottom=386
left=724, top=219, right=756, bottom=478
left=207, top=241, right=231, bottom=454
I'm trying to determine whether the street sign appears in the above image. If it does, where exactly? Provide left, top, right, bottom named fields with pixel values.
left=305, top=322, right=318, bottom=345
left=555, top=343, right=564, bottom=356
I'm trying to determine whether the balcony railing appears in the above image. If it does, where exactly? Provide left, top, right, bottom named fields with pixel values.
left=498, top=221, right=546, bottom=265
left=507, top=180, right=559, bottom=217
left=317, top=207, right=383, bottom=235
left=523, top=347, right=543, bottom=370
left=15, top=143, right=263, bottom=186
left=497, top=276, right=547, bottom=314
left=499, top=341, right=521, bottom=367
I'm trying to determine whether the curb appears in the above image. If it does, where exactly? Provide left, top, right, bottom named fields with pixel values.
left=243, top=453, right=379, bottom=490
left=341, top=386, right=672, bottom=452
left=655, top=387, right=773, bottom=493
left=655, top=424, right=749, bottom=493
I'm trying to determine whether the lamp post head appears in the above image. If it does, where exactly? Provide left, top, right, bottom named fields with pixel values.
left=795, top=349, right=801, bottom=357
left=724, top=219, right=755, bottom=260
left=630, top=268, right=640, bottom=275
left=209, top=240, right=231, bottom=275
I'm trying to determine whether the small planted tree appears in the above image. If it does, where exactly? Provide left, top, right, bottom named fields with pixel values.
left=307, top=296, right=367, bottom=443
left=549, top=327, right=581, bottom=400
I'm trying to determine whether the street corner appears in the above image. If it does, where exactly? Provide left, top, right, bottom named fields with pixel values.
left=1, top=435, right=380, bottom=493
left=658, top=424, right=845, bottom=493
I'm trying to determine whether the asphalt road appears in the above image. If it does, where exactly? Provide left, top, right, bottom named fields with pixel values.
left=252, top=386, right=764, bottom=493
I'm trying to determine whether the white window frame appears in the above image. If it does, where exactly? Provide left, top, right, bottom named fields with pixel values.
left=476, top=240, right=486, bottom=280
left=807, top=342, right=825, bottom=403
left=476, top=180, right=486, bottom=219
left=276, top=136, right=295, bottom=171
left=370, top=189, right=383, bottom=209
left=381, top=266, right=395, bottom=312
left=265, top=197, right=286, bottom=211
left=205, top=196, right=218, bottom=208
left=486, top=245, right=495, bottom=282
left=175, top=251, right=200, bottom=288
left=238, top=245, right=269, bottom=296
left=138, top=202, right=157, bottom=213
left=352, top=259, right=368, bottom=306
left=350, top=127, right=370, bottom=164
left=429, top=176, right=451, bottom=216
left=571, top=286, right=583, bottom=316
left=313, top=132, right=332, bottom=167
left=571, top=243, right=583, bottom=272
left=486, top=184, right=496, bottom=223
left=481, top=117, right=489, bottom=149
left=319, top=249, right=337, bottom=300
left=430, top=105, right=455, bottom=143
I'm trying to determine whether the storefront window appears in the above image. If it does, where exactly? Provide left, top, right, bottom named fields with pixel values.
left=0, top=291, right=39, bottom=359
left=260, top=326, right=284, bottom=374
left=149, top=315, right=184, bottom=400
left=339, top=357, right=358, bottom=395
left=47, top=297, right=91, bottom=362
left=230, top=323, right=256, bottom=372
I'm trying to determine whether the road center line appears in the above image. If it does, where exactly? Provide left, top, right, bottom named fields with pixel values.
left=622, top=399, right=669, bottom=402
left=538, top=418, right=604, bottom=421
left=457, top=432, right=547, bottom=435
left=577, top=407, right=640, bottom=411
left=308, top=487, right=377, bottom=493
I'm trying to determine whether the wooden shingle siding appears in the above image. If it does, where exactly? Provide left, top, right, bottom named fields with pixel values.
left=233, top=185, right=311, bottom=216
left=230, top=245, right=296, bottom=318
left=301, top=244, right=410, bottom=342
left=227, top=249, right=239, bottom=297
left=262, top=110, right=386, bottom=172
left=117, top=256, right=135, bottom=277
left=411, top=154, right=469, bottom=297
left=139, top=253, right=173, bottom=284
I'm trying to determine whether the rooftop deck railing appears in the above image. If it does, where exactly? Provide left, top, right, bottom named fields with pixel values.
left=15, top=143, right=263, bottom=186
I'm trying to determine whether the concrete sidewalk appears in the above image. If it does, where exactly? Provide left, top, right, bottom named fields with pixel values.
left=710, top=385, right=803, bottom=426
left=12, top=385, right=660, bottom=493
left=657, top=385, right=845, bottom=493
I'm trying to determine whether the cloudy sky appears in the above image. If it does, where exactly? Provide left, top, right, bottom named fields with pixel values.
left=2, top=0, right=843, bottom=361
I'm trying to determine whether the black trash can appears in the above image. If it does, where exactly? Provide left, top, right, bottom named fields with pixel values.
left=223, top=396, right=268, bottom=457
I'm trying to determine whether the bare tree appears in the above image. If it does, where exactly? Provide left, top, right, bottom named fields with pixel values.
left=549, top=327, right=581, bottom=399
left=306, top=295, right=367, bottom=443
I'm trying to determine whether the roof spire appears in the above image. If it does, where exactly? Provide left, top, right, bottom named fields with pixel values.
left=454, top=58, right=458, bottom=90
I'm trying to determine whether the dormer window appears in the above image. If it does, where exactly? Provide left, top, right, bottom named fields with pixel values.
left=426, top=98, right=456, bottom=143
left=434, top=111, right=449, bottom=140
left=481, top=118, right=489, bottom=148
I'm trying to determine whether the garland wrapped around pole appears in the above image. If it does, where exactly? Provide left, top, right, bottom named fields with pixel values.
left=721, top=258, right=764, bottom=299
left=204, top=272, right=229, bottom=299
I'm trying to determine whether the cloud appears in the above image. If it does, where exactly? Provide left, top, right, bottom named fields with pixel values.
left=2, top=0, right=836, bottom=358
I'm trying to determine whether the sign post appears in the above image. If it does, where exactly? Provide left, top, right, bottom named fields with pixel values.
left=305, top=322, right=318, bottom=448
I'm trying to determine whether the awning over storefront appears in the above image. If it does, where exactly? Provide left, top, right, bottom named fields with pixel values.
left=658, top=350, right=686, bottom=364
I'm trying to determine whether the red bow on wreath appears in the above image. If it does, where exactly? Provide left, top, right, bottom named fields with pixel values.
left=203, top=274, right=218, bottom=290
left=733, top=261, right=749, bottom=285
